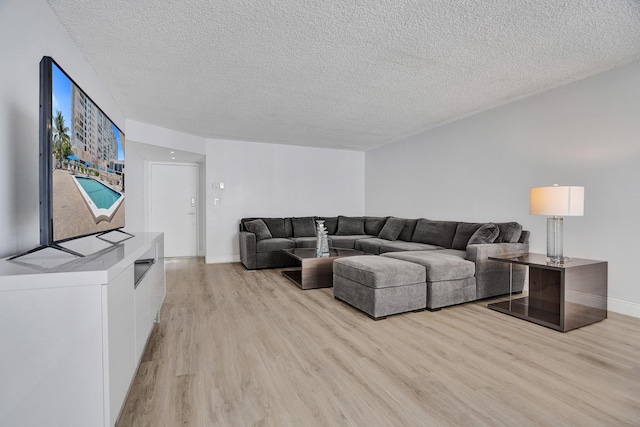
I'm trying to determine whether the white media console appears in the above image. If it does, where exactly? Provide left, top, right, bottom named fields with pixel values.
left=0, top=232, right=165, bottom=427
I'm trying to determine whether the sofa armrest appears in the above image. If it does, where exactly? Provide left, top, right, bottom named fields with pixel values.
left=239, top=231, right=257, bottom=270
left=466, top=242, right=529, bottom=262
left=467, top=242, right=529, bottom=299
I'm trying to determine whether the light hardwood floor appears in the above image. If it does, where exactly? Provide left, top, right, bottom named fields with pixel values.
left=118, top=258, right=640, bottom=426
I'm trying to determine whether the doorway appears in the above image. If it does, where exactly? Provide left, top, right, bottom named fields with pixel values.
left=149, top=163, right=199, bottom=257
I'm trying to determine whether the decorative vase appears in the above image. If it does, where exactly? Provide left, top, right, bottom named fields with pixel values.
left=316, top=220, right=330, bottom=257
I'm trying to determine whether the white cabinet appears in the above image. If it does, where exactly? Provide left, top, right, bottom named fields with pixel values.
left=106, top=264, right=137, bottom=425
left=149, top=238, right=166, bottom=323
left=0, top=232, right=165, bottom=427
left=134, top=269, right=151, bottom=362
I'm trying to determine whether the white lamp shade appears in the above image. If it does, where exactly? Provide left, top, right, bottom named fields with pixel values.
left=530, top=186, right=584, bottom=216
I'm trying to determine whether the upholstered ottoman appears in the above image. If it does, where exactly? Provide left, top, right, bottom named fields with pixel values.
left=333, top=256, right=427, bottom=320
left=381, top=251, right=477, bottom=310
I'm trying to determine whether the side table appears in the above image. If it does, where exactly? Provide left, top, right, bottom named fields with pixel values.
left=487, top=253, right=607, bottom=332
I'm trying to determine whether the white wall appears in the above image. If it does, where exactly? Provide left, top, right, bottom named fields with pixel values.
left=124, top=122, right=365, bottom=263
left=126, top=120, right=207, bottom=156
left=0, top=0, right=126, bottom=258
left=124, top=120, right=206, bottom=247
left=206, top=139, right=365, bottom=263
left=366, top=60, right=640, bottom=317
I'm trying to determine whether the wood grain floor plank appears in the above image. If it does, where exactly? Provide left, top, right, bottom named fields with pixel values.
left=117, top=259, right=640, bottom=426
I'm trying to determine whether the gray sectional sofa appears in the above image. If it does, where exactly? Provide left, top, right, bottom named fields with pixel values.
left=238, top=215, right=529, bottom=311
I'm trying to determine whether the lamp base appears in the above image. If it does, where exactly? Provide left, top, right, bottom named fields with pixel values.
left=546, top=217, right=564, bottom=263
left=546, top=256, right=573, bottom=265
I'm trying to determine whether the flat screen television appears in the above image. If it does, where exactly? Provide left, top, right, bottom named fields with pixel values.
left=40, top=56, right=126, bottom=249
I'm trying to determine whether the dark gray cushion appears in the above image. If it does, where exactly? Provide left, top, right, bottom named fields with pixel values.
left=262, top=218, right=286, bottom=238
left=451, top=222, right=484, bottom=250
left=291, top=236, right=317, bottom=248
left=378, top=217, right=405, bottom=241
left=468, top=223, right=500, bottom=245
left=398, top=218, right=418, bottom=242
left=354, top=237, right=389, bottom=254
left=284, top=218, right=293, bottom=237
left=327, top=235, right=363, bottom=249
left=291, top=217, right=316, bottom=238
left=256, top=238, right=295, bottom=253
left=365, top=217, right=387, bottom=236
left=244, top=219, right=273, bottom=241
left=336, top=216, right=365, bottom=235
left=411, top=219, right=458, bottom=248
left=318, top=217, right=338, bottom=235
left=380, top=241, right=442, bottom=253
left=495, top=222, right=523, bottom=243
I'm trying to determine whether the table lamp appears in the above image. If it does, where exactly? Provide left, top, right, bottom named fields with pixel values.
left=530, top=185, right=584, bottom=263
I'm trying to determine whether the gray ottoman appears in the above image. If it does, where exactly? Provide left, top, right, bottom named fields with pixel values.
left=333, top=256, right=427, bottom=320
left=381, top=251, right=477, bottom=310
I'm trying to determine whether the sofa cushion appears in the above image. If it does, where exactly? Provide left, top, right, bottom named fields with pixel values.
left=291, top=236, right=317, bottom=248
left=291, top=217, right=316, bottom=238
left=467, top=223, right=500, bottom=245
left=256, top=238, right=295, bottom=253
left=451, top=222, right=484, bottom=250
left=434, top=249, right=467, bottom=258
left=378, top=217, right=405, bottom=241
left=365, top=217, right=387, bottom=236
left=354, top=237, right=389, bottom=255
left=336, top=216, right=365, bottom=235
left=398, top=218, right=418, bottom=242
left=380, top=241, right=442, bottom=253
left=411, top=219, right=458, bottom=248
left=261, top=218, right=286, bottom=238
left=329, top=235, right=372, bottom=249
left=318, top=217, right=338, bottom=235
left=495, top=222, right=523, bottom=243
left=381, top=251, right=475, bottom=282
left=244, top=219, right=273, bottom=241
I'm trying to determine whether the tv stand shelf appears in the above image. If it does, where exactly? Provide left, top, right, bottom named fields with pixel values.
left=0, top=232, right=165, bottom=427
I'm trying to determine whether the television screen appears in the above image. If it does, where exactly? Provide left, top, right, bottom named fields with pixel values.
left=41, top=56, right=125, bottom=244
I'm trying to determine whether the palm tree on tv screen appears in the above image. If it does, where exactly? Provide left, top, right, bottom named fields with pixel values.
left=52, top=109, right=72, bottom=169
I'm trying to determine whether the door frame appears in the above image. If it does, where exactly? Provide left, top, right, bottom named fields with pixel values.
left=147, top=161, right=205, bottom=257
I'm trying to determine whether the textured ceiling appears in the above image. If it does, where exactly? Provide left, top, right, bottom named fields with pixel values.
left=47, top=0, right=640, bottom=151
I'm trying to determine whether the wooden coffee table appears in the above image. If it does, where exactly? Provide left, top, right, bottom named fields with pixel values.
left=281, top=247, right=367, bottom=290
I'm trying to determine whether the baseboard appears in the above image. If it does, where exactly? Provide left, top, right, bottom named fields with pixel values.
left=205, top=255, right=240, bottom=264
left=608, top=297, right=640, bottom=318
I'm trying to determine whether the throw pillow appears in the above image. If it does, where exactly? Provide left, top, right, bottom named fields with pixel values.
left=261, top=218, right=286, bottom=238
left=336, top=216, right=365, bottom=235
left=291, top=217, right=316, bottom=238
left=365, top=217, right=388, bottom=236
left=244, top=219, right=273, bottom=241
left=318, top=217, right=338, bottom=235
left=467, top=223, right=500, bottom=245
left=451, top=222, right=483, bottom=250
left=378, top=217, right=405, bottom=241
left=495, top=222, right=523, bottom=243
left=397, top=218, right=418, bottom=242
left=411, top=219, right=458, bottom=248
